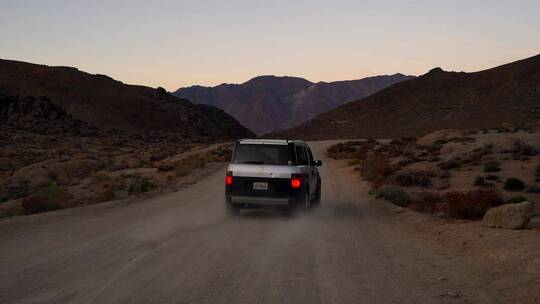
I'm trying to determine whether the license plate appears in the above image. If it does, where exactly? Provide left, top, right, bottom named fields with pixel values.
left=253, top=182, right=268, bottom=190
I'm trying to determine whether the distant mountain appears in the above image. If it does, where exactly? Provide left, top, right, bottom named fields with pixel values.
left=174, top=74, right=414, bottom=134
left=273, top=54, right=540, bottom=140
left=0, top=59, right=253, bottom=141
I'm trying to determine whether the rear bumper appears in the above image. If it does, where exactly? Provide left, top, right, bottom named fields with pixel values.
left=229, top=196, right=291, bottom=206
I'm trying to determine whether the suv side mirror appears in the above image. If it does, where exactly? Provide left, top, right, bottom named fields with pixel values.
left=313, top=160, right=323, bottom=167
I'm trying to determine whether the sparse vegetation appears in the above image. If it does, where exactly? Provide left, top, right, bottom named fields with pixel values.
left=376, top=186, right=412, bottom=207
left=128, top=178, right=157, bottom=194
left=360, top=155, right=394, bottom=187
left=503, top=178, right=525, bottom=191
left=485, top=174, right=499, bottom=181
left=393, top=171, right=432, bottom=187
left=347, top=159, right=361, bottom=166
left=473, top=176, right=485, bottom=186
left=437, top=158, right=461, bottom=170
left=483, top=161, right=501, bottom=173
left=442, top=189, right=503, bottom=219
left=506, top=196, right=528, bottom=204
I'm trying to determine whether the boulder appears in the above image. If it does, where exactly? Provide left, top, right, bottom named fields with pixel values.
left=528, top=216, right=540, bottom=230
left=482, top=201, right=534, bottom=229
left=417, top=129, right=463, bottom=146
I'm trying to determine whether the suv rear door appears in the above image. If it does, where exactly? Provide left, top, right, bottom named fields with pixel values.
left=294, top=144, right=314, bottom=196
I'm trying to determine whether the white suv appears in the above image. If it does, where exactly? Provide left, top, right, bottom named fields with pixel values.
left=225, top=139, right=322, bottom=215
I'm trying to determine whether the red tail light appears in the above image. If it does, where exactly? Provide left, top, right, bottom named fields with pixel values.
left=225, top=171, right=233, bottom=185
left=291, top=176, right=302, bottom=189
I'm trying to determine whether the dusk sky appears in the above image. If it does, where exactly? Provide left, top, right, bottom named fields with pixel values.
left=1, top=0, right=539, bottom=90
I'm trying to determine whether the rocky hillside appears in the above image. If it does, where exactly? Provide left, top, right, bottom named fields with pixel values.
left=275, top=54, right=540, bottom=140
left=174, top=74, right=413, bottom=134
left=0, top=59, right=253, bottom=141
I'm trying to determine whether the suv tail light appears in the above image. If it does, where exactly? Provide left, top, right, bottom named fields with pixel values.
left=225, top=171, right=233, bottom=185
left=291, top=175, right=302, bottom=189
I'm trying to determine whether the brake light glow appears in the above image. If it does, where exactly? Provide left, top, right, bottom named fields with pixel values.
left=291, top=176, right=301, bottom=189
left=225, top=172, right=233, bottom=185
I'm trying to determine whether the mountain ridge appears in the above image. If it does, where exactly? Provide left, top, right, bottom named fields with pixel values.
left=0, top=59, right=254, bottom=141
left=174, top=73, right=414, bottom=134
left=272, top=54, right=540, bottom=140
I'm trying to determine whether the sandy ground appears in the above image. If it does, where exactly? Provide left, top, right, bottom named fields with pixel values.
left=0, top=140, right=538, bottom=304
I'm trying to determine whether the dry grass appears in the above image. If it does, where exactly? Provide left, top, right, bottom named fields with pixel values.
left=360, top=155, right=395, bottom=188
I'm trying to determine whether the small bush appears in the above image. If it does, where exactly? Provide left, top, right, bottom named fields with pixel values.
left=360, top=156, right=395, bottom=188
left=483, top=161, right=501, bottom=173
left=410, top=191, right=443, bottom=213
left=439, top=171, right=451, bottom=179
left=506, top=196, right=528, bottom=204
left=511, top=141, right=538, bottom=156
left=394, top=171, right=432, bottom=187
left=527, top=185, right=540, bottom=193
left=347, top=159, right=361, bottom=166
left=21, top=196, right=63, bottom=215
left=92, top=172, right=112, bottom=182
left=503, top=178, right=525, bottom=191
left=481, top=143, right=494, bottom=154
left=442, top=189, right=503, bottom=219
left=128, top=178, right=157, bottom=194
left=485, top=174, right=499, bottom=181
left=473, top=176, right=485, bottom=186
left=376, top=186, right=412, bottom=207
left=437, top=158, right=460, bottom=170
left=18, top=181, right=71, bottom=215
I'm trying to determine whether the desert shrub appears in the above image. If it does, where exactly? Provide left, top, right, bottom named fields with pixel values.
left=510, top=141, right=538, bottom=156
left=128, top=178, right=156, bottom=194
left=481, top=143, right=493, bottom=154
left=527, top=185, right=540, bottom=193
left=360, top=155, right=394, bottom=187
left=439, top=171, right=451, bottom=179
left=485, top=174, right=499, bottom=181
left=21, top=196, right=63, bottom=215
left=483, top=161, right=501, bottom=173
left=473, top=176, right=485, bottom=186
left=506, top=196, right=528, bottom=204
left=503, top=177, right=525, bottom=191
left=23, top=181, right=71, bottom=214
left=394, top=171, right=432, bottom=187
left=376, top=186, right=412, bottom=207
left=347, top=159, right=361, bottom=166
left=441, top=189, right=504, bottom=219
left=208, top=146, right=233, bottom=162
left=344, top=140, right=362, bottom=146
left=92, top=172, right=112, bottom=182
left=158, top=163, right=175, bottom=172
left=410, top=191, right=443, bottom=213
left=397, top=155, right=422, bottom=167
left=437, top=158, right=461, bottom=170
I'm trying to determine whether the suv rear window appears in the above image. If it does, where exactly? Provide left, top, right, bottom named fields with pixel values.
left=232, top=144, right=292, bottom=165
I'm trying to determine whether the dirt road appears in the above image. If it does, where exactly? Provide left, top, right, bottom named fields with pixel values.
left=0, top=141, right=533, bottom=303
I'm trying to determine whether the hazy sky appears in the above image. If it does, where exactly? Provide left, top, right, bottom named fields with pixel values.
left=1, top=0, right=539, bottom=90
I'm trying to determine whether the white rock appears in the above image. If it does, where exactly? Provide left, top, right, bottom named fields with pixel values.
left=482, top=201, right=534, bottom=230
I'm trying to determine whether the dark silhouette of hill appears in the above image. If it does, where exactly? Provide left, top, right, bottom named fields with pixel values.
left=174, top=74, right=413, bottom=134
left=0, top=59, right=253, bottom=141
left=273, top=54, right=540, bottom=140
